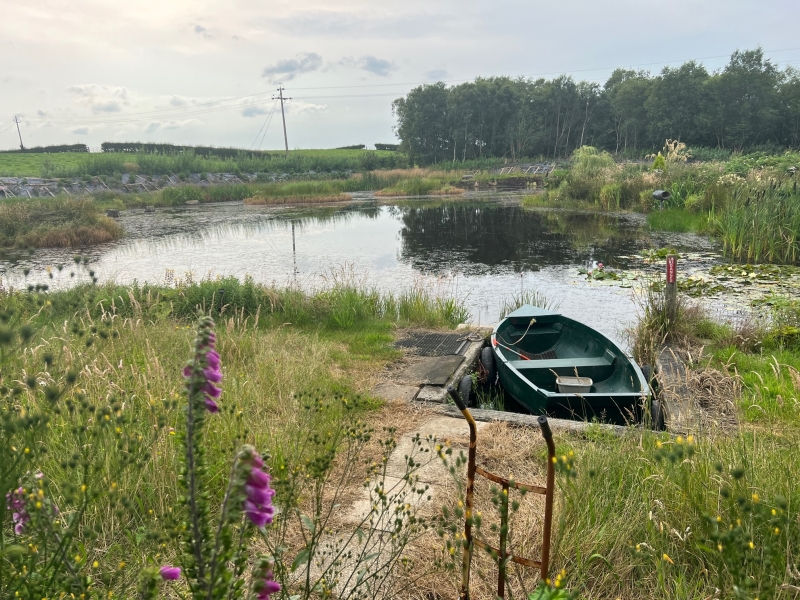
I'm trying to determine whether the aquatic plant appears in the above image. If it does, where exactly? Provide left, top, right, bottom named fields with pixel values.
left=714, top=179, right=800, bottom=264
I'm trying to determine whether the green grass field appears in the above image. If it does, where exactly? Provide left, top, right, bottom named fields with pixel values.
left=0, top=149, right=407, bottom=178
left=0, top=153, right=87, bottom=177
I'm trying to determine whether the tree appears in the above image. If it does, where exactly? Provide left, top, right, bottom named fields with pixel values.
left=645, top=61, right=714, bottom=146
left=714, top=48, right=782, bottom=149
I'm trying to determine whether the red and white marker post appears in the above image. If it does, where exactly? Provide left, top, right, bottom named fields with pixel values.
left=665, top=254, right=677, bottom=324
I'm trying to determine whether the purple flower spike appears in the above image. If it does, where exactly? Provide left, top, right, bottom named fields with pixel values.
left=256, top=570, right=281, bottom=600
left=159, top=566, right=181, bottom=580
left=240, top=447, right=277, bottom=529
left=184, top=317, right=223, bottom=413
left=6, top=488, right=29, bottom=535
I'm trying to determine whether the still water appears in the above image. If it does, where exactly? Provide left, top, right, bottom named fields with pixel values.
left=0, top=199, right=719, bottom=348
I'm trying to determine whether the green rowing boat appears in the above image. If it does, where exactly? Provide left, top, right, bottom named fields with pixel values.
left=489, top=305, right=651, bottom=421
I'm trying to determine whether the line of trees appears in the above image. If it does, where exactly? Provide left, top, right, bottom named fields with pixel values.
left=392, top=48, right=800, bottom=165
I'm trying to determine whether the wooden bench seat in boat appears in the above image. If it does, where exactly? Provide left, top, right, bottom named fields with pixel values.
left=508, top=356, right=613, bottom=371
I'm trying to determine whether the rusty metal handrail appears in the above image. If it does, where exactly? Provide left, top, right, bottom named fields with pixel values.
left=447, top=385, right=556, bottom=600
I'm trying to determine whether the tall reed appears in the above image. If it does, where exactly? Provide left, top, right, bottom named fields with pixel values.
left=715, top=180, right=800, bottom=264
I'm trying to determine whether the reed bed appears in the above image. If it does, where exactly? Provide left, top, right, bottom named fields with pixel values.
left=0, top=197, right=122, bottom=248
left=715, top=181, right=800, bottom=264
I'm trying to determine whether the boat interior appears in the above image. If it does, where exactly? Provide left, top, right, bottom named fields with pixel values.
left=495, top=312, right=642, bottom=395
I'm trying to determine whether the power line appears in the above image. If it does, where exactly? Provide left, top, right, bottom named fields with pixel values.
left=249, top=100, right=278, bottom=149
left=257, top=105, right=278, bottom=151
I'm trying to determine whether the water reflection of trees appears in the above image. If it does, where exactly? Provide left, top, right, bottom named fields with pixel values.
left=397, top=204, right=649, bottom=274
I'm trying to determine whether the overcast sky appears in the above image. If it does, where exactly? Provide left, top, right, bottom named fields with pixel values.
left=1, top=0, right=799, bottom=152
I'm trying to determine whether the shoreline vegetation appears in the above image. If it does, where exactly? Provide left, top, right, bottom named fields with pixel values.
left=0, top=198, right=123, bottom=248
left=1, top=275, right=799, bottom=598
left=1, top=142, right=799, bottom=259
left=524, top=144, right=800, bottom=264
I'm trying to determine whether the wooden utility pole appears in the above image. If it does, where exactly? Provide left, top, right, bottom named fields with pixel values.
left=272, top=86, right=291, bottom=158
left=14, top=116, right=24, bottom=150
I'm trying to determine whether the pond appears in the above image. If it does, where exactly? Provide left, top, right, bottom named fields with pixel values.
left=0, top=199, right=721, bottom=349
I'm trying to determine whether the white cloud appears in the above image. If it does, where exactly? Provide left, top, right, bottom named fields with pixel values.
left=286, top=101, right=327, bottom=114
left=67, top=84, right=130, bottom=114
left=92, top=100, right=121, bottom=113
left=262, top=52, right=323, bottom=82
left=145, top=119, right=202, bottom=133
left=72, top=127, right=89, bottom=135
left=339, top=55, right=395, bottom=77
left=242, top=105, right=268, bottom=117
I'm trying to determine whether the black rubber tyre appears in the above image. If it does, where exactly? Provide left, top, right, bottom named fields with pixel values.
left=651, top=398, right=665, bottom=431
left=480, top=347, right=497, bottom=385
left=640, top=364, right=652, bottom=386
left=459, top=375, right=474, bottom=408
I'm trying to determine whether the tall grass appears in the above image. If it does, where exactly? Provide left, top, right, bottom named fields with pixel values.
left=498, top=289, right=561, bottom=319
left=715, top=181, right=800, bottom=264
left=5, top=277, right=470, bottom=332
left=554, top=427, right=800, bottom=599
left=647, top=208, right=710, bottom=233
left=0, top=198, right=122, bottom=248
left=76, top=150, right=411, bottom=177
left=0, top=277, right=468, bottom=587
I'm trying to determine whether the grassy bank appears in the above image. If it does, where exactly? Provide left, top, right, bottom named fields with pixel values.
left=2, top=168, right=486, bottom=215
left=0, top=278, right=469, bottom=597
left=3, top=273, right=800, bottom=598
left=535, top=287, right=800, bottom=599
left=0, top=197, right=122, bottom=248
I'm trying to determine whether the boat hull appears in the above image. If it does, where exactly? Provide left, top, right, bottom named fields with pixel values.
left=491, top=305, right=649, bottom=421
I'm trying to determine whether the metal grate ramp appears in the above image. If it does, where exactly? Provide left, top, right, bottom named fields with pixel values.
left=394, top=332, right=467, bottom=356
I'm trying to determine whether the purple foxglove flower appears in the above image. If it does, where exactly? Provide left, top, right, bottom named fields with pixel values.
left=245, top=508, right=271, bottom=528
left=183, top=365, right=193, bottom=378
left=244, top=498, right=275, bottom=519
left=206, top=350, right=220, bottom=369
left=6, top=488, right=25, bottom=511
left=247, top=468, right=271, bottom=488
left=6, top=488, right=29, bottom=535
left=159, top=566, right=181, bottom=580
left=245, top=484, right=274, bottom=505
left=203, top=366, right=222, bottom=383
left=203, top=382, right=221, bottom=399
left=204, top=398, right=220, bottom=413
left=256, top=572, right=281, bottom=599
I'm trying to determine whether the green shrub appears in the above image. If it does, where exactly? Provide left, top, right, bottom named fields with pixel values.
left=546, top=169, right=569, bottom=189
left=599, top=183, right=622, bottom=210
left=571, top=146, right=615, bottom=178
